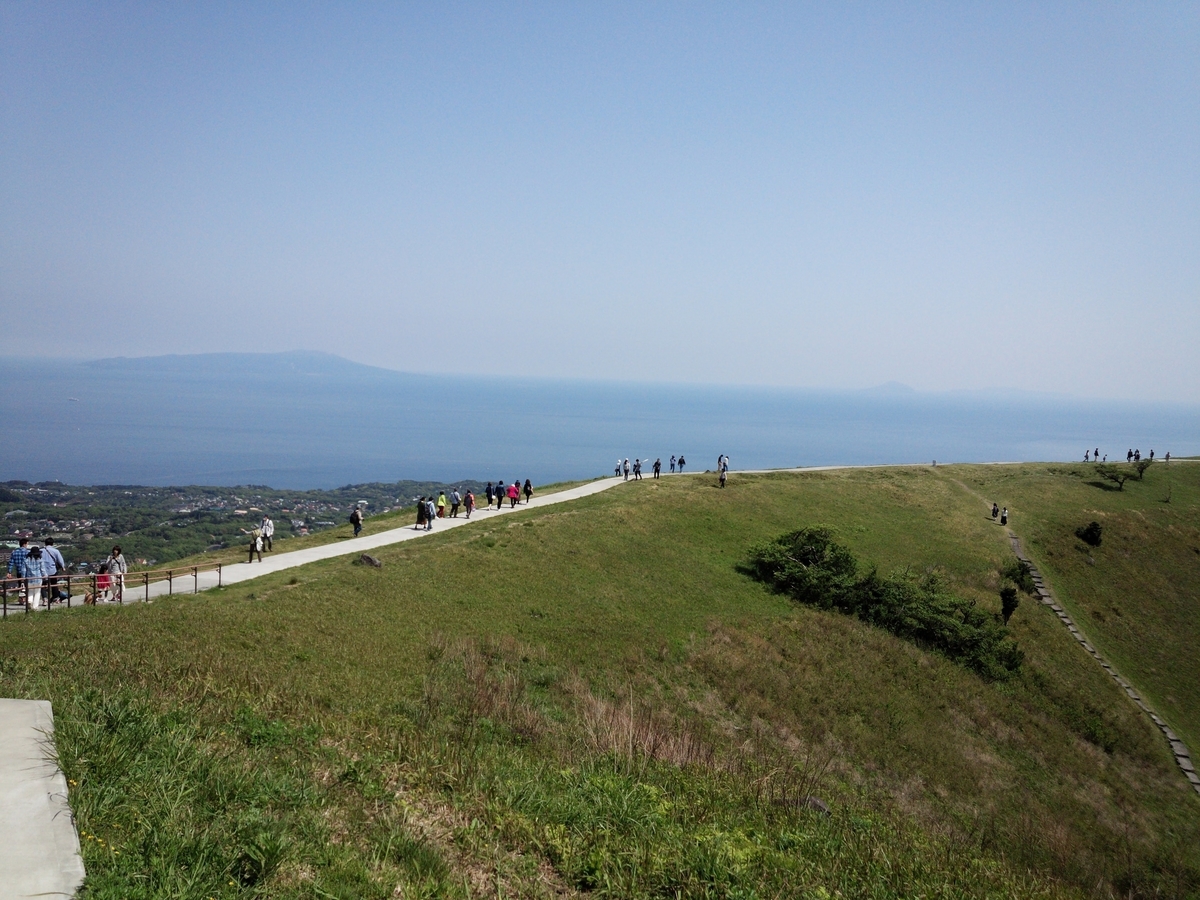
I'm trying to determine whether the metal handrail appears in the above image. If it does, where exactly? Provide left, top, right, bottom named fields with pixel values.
left=1, top=561, right=224, bottom=618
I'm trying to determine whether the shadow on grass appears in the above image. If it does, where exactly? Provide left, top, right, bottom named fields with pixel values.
left=1084, top=480, right=1125, bottom=492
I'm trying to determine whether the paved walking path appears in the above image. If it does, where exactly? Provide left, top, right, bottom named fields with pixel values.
left=0, top=699, right=86, bottom=900
left=88, top=476, right=631, bottom=604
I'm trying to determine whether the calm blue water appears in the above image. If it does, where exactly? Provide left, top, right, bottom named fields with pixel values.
left=2, top=353, right=1197, bottom=488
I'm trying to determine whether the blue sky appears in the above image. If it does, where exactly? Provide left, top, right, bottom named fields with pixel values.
left=2, top=3, right=1197, bottom=401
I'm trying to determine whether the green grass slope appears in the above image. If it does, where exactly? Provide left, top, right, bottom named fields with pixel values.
left=959, top=461, right=1200, bottom=751
left=2, top=465, right=1198, bottom=899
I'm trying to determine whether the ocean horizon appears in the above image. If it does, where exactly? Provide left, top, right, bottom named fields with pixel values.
left=2, top=352, right=1197, bottom=489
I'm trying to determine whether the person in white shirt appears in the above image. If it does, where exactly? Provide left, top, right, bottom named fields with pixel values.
left=260, top=515, right=275, bottom=552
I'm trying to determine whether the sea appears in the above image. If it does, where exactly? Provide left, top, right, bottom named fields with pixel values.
left=2, top=352, right=1197, bottom=489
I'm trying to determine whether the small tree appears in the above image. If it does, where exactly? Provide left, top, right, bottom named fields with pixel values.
left=1074, top=521, right=1103, bottom=547
left=1000, top=586, right=1020, bottom=625
left=1133, top=458, right=1154, bottom=480
left=1095, top=464, right=1129, bottom=491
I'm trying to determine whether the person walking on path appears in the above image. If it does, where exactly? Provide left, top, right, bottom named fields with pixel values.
left=6, top=537, right=30, bottom=580
left=414, top=497, right=427, bottom=530
left=623, top=459, right=630, bottom=480
left=719, top=467, right=727, bottom=488
left=260, top=515, right=274, bottom=551
left=633, top=459, right=642, bottom=480
left=991, top=502, right=999, bottom=521
left=670, top=455, right=676, bottom=474
left=615, top=460, right=622, bottom=477
left=20, top=546, right=47, bottom=609
left=485, top=482, right=495, bottom=509
left=1000, top=507, right=1008, bottom=526
left=507, top=481, right=520, bottom=508
left=437, top=492, right=447, bottom=518
left=523, top=479, right=533, bottom=503
left=464, top=490, right=475, bottom=518
left=350, top=506, right=364, bottom=537
left=1084, top=449, right=1090, bottom=462
left=677, top=455, right=685, bottom=473
left=108, top=546, right=127, bottom=602
left=241, top=526, right=264, bottom=563
left=424, top=497, right=436, bottom=530
left=42, top=538, right=67, bottom=603
left=653, top=458, right=661, bottom=479
left=450, top=489, right=461, bottom=517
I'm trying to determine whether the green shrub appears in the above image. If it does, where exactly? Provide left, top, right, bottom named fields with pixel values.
left=1001, top=558, right=1037, bottom=594
left=744, top=528, right=1022, bottom=679
left=1074, top=521, right=1102, bottom=547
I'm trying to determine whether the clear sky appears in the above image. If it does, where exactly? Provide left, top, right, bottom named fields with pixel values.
left=3, top=3, right=1197, bottom=401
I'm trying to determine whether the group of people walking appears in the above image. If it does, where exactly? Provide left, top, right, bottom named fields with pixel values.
left=617, top=456, right=687, bottom=480
left=1082, top=447, right=1170, bottom=464
left=5, top=538, right=126, bottom=609
left=412, top=480, right=533, bottom=531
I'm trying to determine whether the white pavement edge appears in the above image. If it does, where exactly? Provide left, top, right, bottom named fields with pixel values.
left=0, top=699, right=85, bottom=900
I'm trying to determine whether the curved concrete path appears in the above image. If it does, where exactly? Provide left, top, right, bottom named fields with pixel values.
left=93, top=476, right=631, bottom=603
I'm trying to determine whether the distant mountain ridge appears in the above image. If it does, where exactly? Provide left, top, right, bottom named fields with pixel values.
left=84, top=350, right=415, bottom=381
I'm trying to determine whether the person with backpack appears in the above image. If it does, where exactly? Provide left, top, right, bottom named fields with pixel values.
left=523, top=479, right=533, bottom=503
left=450, top=489, right=461, bottom=517
left=241, top=526, right=263, bottom=562
left=464, top=490, right=475, bottom=518
left=350, top=505, right=364, bottom=536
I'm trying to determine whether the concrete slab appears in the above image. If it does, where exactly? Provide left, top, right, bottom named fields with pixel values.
left=0, top=699, right=85, bottom=899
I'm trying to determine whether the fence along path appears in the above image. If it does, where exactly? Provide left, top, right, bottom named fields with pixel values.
left=4, top=476, right=627, bottom=613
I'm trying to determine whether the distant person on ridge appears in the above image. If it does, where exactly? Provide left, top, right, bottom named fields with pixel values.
left=1127, top=449, right=1133, bottom=462
left=677, top=455, right=685, bottom=473
left=485, top=482, right=495, bottom=509
left=633, top=459, right=642, bottom=480
left=623, top=459, right=630, bottom=480
left=1150, top=450, right=1154, bottom=460
left=464, top=490, right=475, bottom=518
left=1084, top=450, right=1090, bottom=462
left=260, top=514, right=274, bottom=551
left=523, top=479, right=533, bottom=503
left=1000, top=507, right=1008, bottom=526
left=437, top=492, right=447, bottom=518
left=507, top=481, right=519, bottom=508
left=615, top=460, right=622, bottom=477
left=653, top=458, right=661, bottom=479
left=350, top=505, right=364, bottom=536
left=1134, top=449, right=1140, bottom=462
left=670, top=455, right=676, bottom=474
left=450, top=488, right=461, bottom=517
left=414, top=497, right=426, bottom=530
left=1094, top=447, right=1099, bottom=462
left=425, top=497, right=436, bottom=530
left=719, top=466, right=727, bottom=488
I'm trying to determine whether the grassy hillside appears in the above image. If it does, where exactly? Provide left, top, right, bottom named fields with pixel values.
left=2, top=465, right=1198, bottom=898
left=959, top=461, right=1200, bottom=750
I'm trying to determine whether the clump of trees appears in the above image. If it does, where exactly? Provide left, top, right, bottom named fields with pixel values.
left=743, top=527, right=1023, bottom=680
left=1075, top=521, right=1103, bottom=547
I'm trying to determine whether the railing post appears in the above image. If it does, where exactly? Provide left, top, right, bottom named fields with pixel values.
left=168, top=570, right=173, bottom=596
left=144, top=571, right=149, bottom=603
left=92, top=573, right=97, bottom=606
left=218, top=564, right=222, bottom=587
left=193, top=566, right=198, bottom=593
left=2, top=579, right=7, bottom=619
left=25, top=577, right=30, bottom=613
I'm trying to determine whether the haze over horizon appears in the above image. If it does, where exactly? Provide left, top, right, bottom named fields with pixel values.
left=3, top=4, right=1197, bottom=402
